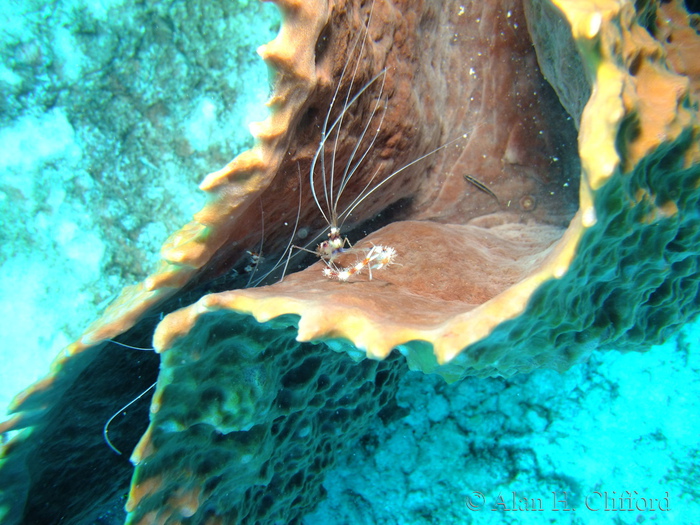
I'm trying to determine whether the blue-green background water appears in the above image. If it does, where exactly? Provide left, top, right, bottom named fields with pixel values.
left=0, top=0, right=278, bottom=413
left=0, top=1, right=698, bottom=523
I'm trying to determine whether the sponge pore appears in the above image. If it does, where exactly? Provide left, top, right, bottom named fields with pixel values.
left=125, top=313, right=407, bottom=524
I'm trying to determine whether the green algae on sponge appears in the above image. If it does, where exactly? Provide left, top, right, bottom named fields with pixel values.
left=125, top=312, right=406, bottom=523
left=460, top=129, right=700, bottom=376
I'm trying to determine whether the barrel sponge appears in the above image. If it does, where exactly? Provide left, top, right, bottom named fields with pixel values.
left=151, top=0, right=700, bottom=378
left=2, top=0, right=700, bottom=523
left=125, top=1, right=700, bottom=517
left=127, top=118, right=700, bottom=523
left=124, top=313, right=406, bottom=524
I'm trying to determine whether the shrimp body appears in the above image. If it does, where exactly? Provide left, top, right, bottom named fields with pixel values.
left=316, top=226, right=350, bottom=263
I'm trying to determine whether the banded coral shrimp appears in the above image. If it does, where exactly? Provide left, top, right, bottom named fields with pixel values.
left=247, top=109, right=468, bottom=284
left=246, top=8, right=470, bottom=286
left=296, top=64, right=399, bottom=282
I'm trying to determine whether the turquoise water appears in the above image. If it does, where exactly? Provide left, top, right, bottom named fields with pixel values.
left=1, top=1, right=698, bottom=524
left=0, top=0, right=278, bottom=414
left=305, top=328, right=700, bottom=524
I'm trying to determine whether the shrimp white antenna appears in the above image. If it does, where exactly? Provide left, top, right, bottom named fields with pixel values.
left=311, top=0, right=380, bottom=227
left=274, top=165, right=305, bottom=283
left=333, top=71, right=388, bottom=214
left=310, top=69, right=387, bottom=227
left=338, top=133, right=469, bottom=228
left=315, top=36, right=364, bottom=225
left=103, top=381, right=157, bottom=455
left=327, top=1, right=377, bottom=220
left=248, top=164, right=305, bottom=286
left=245, top=198, right=265, bottom=288
left=108, top=339, right=154, bottom=351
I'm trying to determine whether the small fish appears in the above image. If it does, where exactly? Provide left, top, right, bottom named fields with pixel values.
left=464, top=174, right=499, bottom=203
